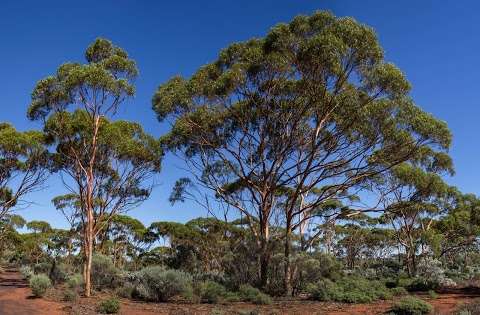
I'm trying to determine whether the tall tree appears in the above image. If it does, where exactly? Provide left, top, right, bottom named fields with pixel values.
left=377, top=163, right=454, bottom=275
left=153, top=11, right=452, bottom=292
left=0, top=123, right=49, bottom=219
left=27, top=38, right=162, bottom=296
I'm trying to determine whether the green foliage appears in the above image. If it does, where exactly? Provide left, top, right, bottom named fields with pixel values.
left=391, top=287, right=409, bottom=296
left=0, top=123, right=48, bottom=219
left=97, top=297, right=121, bottom=314
left=20, top=265, right=33, bottom=279
left=132, top=266, right=193, bottom=302
left=307, top=276, right=391, bottom=303
left=29, top=274, right=52, bottom=297
left=67, top=273, right=84, bottom=289
left=63, top=289, right=78, bottom=302
left=428, top=290, right=438, bottom=299
left=152, top=10, right=452, bottom=292
left=455, top=299, right=480, bottom=315
left=195, top=281, right=227, bottom=304
left=390, top=296, right=433, bottom=315
left=239, top=285, right=272, bottom=305
left=407, top=278, right=438, bottom=292
left=92, top=254, right=122, bottom=290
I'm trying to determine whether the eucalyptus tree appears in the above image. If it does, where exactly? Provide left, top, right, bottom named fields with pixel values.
left=432, top=193, right=480, bottom=266
left=99, top=214, right=147, bottom=268
left=0, top=123, right=49, bottom=220
left=377, top=163, right=454, bottom=276
left=27, top=38, right=163, bottom=296
left=153, top=11, right=453, bottom=292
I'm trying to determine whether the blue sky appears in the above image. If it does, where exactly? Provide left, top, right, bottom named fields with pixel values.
left=1, top=1, right=478, bottom=228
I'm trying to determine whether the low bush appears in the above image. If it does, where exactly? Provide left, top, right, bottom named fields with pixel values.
left=307, top=276, right=392, bottom=303
left=20, top=265, right=33, bottom=280
left=33, top=262, right=51, bottom=275
left=391, top=287, right=409, bottom=296
left=92, top=254, right=122, bottom=290
left=239, top=285, right=272, bottom=305
left=131, top=266, right=192, bottom=302
left=97, top=297, right=121, bottom=314
left=407, top=278, right=438, bottom=292
left=389, top=296, right=433, bottom=315
left=224, top=291, right=242, bottom=302
left=428, top=290, right=438, bottom=299
left=29, top=274, right=52, bottom=297
left=116, top=283, right=135, bottom=299
left=67, top=273, right=84, bottom=290
left=454, top=298, right=480, bottom=315
left=63, top=289, right=78, bottom=302
left=196, top=281, right=227, bottom=303
left=49, top=262, right=69, bottom=284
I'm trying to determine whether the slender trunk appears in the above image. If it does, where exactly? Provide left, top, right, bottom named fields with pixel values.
left=259, top=219, right=270, bottom=289
left=83, top=115, right=100, bottom=297
left=284, top=220, right=293, bottom=296
left=84, top=204, right=94, bottom=297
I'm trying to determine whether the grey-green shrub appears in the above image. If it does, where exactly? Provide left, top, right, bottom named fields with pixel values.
left=92, top=254, right=122, bottom=290
left=391, top=287, right=409, bottom=296
left=455, top=298, right=480, bottom=315
left=29, top=274, right=52, bottom=297
left=132, top=266, right=192, bottom=302
left=196, top=281, right=227, bottom=303
left=116, top=283, right=135, bottom=299
left=97, top=297, right=121, bottom=314
left=307, top=276, right=392, bottom=303
left=63, top=289, right=78, bottom=302
left=239, top=285, right=272, bottom=305
left=67, top=273, right=84, bottom=289
left=390, top=296, right=433, bottom=315
left=33, top=262, right=51, bottom=275
left=49, top=262, right=69, bottom=284
left=20, top=265, right=33, bottom=280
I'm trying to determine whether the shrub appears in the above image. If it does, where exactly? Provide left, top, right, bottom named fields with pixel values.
left=407, top=278, right=438, bottom=292
left=306, top=279, right=342, bottom=301
left=97, top=297, right=121, bottom=314
left=49, top=262, right=69, bottom=284
left=33, top=262, right=52, bottom=275
left=116, top=283, right=135, bottom=299
left=390, top=296, right=433, bottom=315
left=29, top=274, right=52, bottom=297
left=92, top=254, right=122, bottom=290
left=455, top=298, right=480, bottom=315
left=239, top=285, right=272, bottom=305
left=196, top=281, right=227, bottom=303
left=132, top=266, right=192, bottom=302
left=63, top=289, right=78, bottom=302
left=391, top=287, right=409, bottom=296
left=20, top=265, right=33, bottom=280
left=428, top=290, right=438, bottom=299
left=307, top=276, right=392, bottom=303
left=67, top=273, right=84, bottom=290
left=224, top=291, right=241, bottom=302
left=417, top=257, right=455, bottom=287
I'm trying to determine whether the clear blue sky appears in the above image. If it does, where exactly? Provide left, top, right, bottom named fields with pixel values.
left=1, top=0, right=477, bottom=228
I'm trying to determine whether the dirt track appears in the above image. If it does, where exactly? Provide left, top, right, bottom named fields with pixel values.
left=0, top=269, right=64, bottom=315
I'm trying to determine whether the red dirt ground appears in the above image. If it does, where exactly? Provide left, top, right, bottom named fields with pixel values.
left=1, top=268, right=478, bottom=315
left=0, top=269, right=66, bottom=315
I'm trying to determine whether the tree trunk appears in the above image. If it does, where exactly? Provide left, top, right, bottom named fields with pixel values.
left=259, top=219, right=270, bottom=289
left=84, top=200, right=94, bottom=297
left=284, top=219, right=293, bottom=296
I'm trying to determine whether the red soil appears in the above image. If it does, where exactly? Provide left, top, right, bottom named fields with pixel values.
left=0, top=269, right=66, bottom=315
